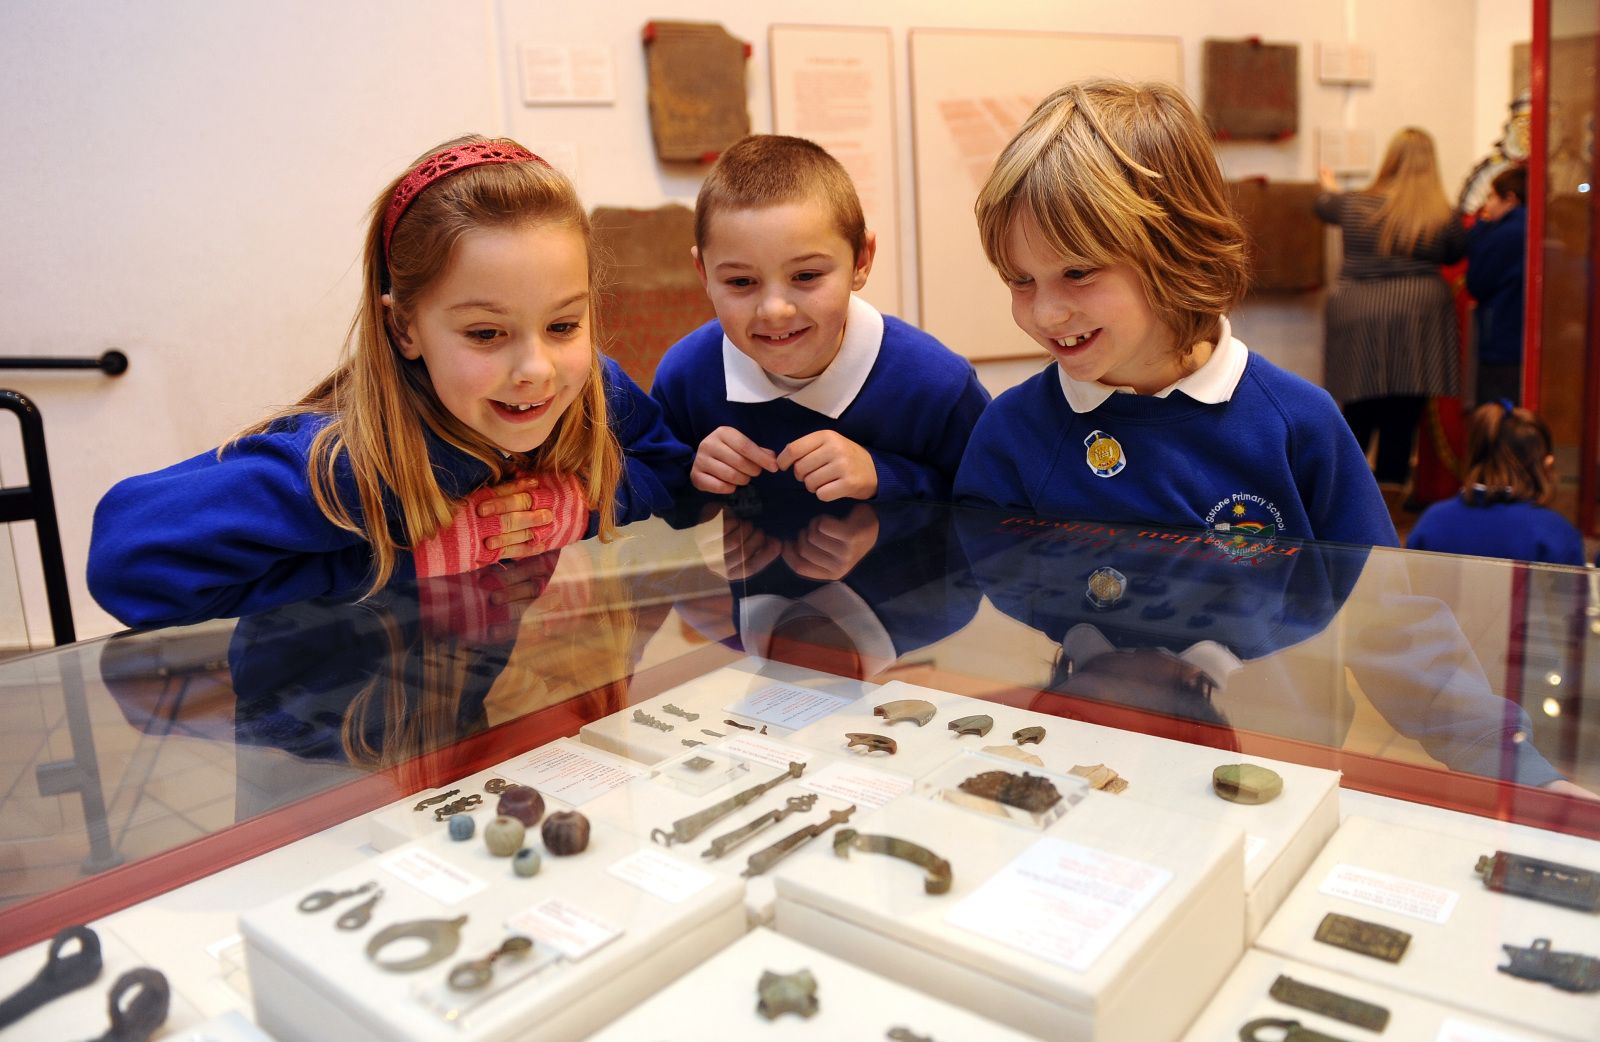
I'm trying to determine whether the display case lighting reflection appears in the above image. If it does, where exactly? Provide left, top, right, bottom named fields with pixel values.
left=1545, top=671, right=1562, bottom=687
left=1579, top=183, right=1591, bottom=193
left=1542, top=697, right=1562, bottom=718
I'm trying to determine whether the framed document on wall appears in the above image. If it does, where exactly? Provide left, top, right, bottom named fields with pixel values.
left=770, top=25, right=900, bottom=317
left=909, top=29, right=1182, bottom=361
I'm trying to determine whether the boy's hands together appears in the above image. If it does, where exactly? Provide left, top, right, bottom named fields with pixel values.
left=694, top=427, right=878, bottom=502
left=777, top=431, right=878, bottom=502
left=692, top=426, right=779, bottom=494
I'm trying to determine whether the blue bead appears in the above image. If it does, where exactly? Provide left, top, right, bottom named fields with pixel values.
left=512, top=847, right=542, bottom=877
left=448, top=814, right=475, bottom=841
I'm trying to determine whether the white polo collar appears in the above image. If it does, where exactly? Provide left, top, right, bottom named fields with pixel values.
left=1058, top=316, right=1248, bottom=413
left=739, top=583, right=897, bottom=677
left=722, top=294, right=883, bottom=419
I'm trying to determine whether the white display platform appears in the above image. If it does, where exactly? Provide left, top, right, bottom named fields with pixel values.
left=783, top=680, right=1001, bottom=781
left=367, top=737, right=645, bottom=851
left=1182, top=949, right=1567, bottom=1042
left=579, top=658, right=877, bottom=765
left=582, top=736, right=860, bottom=923
left=772, top=788, right=1245, bottom=1042
left=949, top=701, right=1337, bottom=939
left=0, top=920, right=209, bottom=1039
left=242, top=817, right=745, bottom=1042
left=1255, top=814, right=1600, bottom=1042
left=587, top=925, right=1045, bottom=1040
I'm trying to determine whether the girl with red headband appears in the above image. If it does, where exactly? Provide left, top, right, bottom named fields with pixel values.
left=88, top=136, right=689, bottom=628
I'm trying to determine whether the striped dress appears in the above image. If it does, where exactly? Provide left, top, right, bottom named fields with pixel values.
left=1316, top=192, right=1467, bottom=404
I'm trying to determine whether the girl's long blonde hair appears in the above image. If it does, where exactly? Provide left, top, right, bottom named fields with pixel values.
left=1364, top=128, right=1456, bottom=255
left=233, top=136, right=621, bottom=593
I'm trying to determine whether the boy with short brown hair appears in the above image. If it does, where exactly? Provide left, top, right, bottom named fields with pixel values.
left=652, top=134, right=989, bottom=503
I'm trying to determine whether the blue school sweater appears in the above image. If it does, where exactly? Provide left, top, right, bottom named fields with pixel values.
left=651, top=308, right=990, bottom=501
left=954, top=350, right=1398, bottom=548
left=1408, top=496, right=1584, bottom=566
left=1465, top=206, right=1527, bottom=368
left=88, top=357, right=690, bottom=628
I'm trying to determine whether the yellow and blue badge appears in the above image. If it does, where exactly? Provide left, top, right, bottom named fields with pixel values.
left=1083, top=430, right=1125, bottom=478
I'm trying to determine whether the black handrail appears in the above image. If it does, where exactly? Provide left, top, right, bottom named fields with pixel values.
left=0, top=351, right=128, bottom=376
left=0, top=389, right=76, bottom=645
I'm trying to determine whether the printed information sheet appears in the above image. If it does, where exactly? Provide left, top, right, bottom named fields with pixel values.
left=508, top=743, right=647, bottom=805
left=725, top=683, right=854, bottom=730
left=946, top=837, right=1171, bottom=972
left=1319, top=864, right=1459, bottom=924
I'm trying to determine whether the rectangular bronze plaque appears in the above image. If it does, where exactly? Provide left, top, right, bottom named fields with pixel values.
left=1313, top=912, right=1410, bottom=963
left=1269, top=974, right=1390, bottom=1032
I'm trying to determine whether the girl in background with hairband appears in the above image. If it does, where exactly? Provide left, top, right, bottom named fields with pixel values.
left=90, top=135, right=690, bottom=628
left=1406, top=400, right=1584, bottom=566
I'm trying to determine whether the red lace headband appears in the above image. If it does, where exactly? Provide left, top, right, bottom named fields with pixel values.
left=381, top=141, right=547, bottom=261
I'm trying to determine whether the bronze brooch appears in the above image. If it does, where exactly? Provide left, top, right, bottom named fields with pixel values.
left=957, top=770, right=1062, bottom=813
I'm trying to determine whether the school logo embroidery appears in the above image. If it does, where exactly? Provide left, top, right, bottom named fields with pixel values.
left=1084, top=566, right=1128, bottom=609
left=1083, top=430, right=1126, bottom=478
left=1204, top=493, right=1285, bottom=558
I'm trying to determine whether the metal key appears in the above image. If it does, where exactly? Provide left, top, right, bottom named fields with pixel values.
left=701, top=794, right=819, bottom=859
left=297, top=880, right=377, bottom=913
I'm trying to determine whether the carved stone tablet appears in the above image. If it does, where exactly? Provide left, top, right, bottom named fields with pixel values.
left=643, top=21, right=750, bottom=163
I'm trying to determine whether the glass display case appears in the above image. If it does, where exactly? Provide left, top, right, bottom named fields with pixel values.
left=0, top=502, right=1596, bottom=1042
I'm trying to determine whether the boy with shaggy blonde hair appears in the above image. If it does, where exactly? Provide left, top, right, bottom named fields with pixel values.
left=956, top=80, right=1395, bottom=548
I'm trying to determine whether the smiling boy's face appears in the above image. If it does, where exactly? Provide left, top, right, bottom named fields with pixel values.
left=693, top=197, right=875, bottom=380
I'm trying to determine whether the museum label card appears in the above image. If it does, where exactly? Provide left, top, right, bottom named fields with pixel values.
left=1435, top=1020, right=1538, bottom=1042
left=945, top=837, right=1172, bottom=972
left=508, top=897, right=620, bottom=961
left=718, top=733, right=815, bottom=771
left=800, top=760, right=912, bottom=810
left=1319, top=864, right=1458, bottom=924
left=381, top=848, right=486, bottom=905
left=725, top=683, right=853, bottom=730
left=506, top=743, right=646, bottom=805
left=607, top=848, right=716, bottom=903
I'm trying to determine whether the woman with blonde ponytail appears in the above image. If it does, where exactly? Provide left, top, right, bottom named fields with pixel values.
left=89, top=136, right=690, bottom=628
left=1317, top=127, right=1467, bottom=488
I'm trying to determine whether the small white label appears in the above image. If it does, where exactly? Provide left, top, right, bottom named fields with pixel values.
left=508, top=897, right=620, bottom=960
left=725, top=683, right=853, bottom=730
left=1319, top=863, right=1459, bottom=924
left=607, top=848, right=717, bottom=903
left=1435, top=1019, right=1539, bottom=1042
left=800, top=760, right=912, bottom=810
left=1244, top=834, right=1269, bottom=867
left=718, top=733, right=815, bottom=771
left=381, top=847, right=487, bottom=905
left=519, top=44, right=616, bottom=104
left=507, top=744, right=646, bottom=806
left=946, top=837, right=1172, bottom=972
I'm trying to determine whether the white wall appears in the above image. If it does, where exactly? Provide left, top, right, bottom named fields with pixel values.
left=0, top=1, right=1527, bottom=642
left=1474, top=0, right=1533, bottom=158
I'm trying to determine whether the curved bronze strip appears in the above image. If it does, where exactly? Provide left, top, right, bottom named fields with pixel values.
left=832, top=828, right=952, bottom=895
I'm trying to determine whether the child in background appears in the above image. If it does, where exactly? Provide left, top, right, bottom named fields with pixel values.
left=90, top=136, right=689, bottom=628
left=955, top=80, right=1396, bottom=548
left=651, top=135, right=990, bottom=504
left=1407, top=401, right=1583, bottom=565
left=1466, top=165, right=1528, bottom=405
